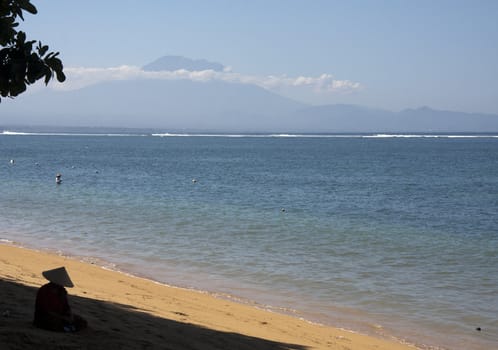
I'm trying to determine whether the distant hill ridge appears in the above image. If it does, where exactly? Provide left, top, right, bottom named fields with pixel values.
left=143, top=56, right=225, bottom=72
left=1, top=56, right=497, bottom=132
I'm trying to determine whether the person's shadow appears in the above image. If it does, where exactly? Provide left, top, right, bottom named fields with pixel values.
left=0, top=279, right=309, bottom=350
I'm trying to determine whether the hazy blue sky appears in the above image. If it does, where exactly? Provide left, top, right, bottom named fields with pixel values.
left=18, top=0, right=498, bottom=114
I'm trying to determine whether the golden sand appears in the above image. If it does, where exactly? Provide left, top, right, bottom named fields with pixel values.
left=0, top=243, right=417, bottom=349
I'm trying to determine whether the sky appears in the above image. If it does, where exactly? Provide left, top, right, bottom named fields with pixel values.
left=16, top=0, right=498, bottom=114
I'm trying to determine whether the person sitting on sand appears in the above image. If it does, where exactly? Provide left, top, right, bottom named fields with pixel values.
left=33, top=266, right=87, bottom=332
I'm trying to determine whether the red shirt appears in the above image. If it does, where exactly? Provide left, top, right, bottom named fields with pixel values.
left=34, top=282, right=71, bottom=320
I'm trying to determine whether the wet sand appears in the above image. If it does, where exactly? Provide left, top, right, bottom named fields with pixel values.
left=0, top=243, right=417, bottom=349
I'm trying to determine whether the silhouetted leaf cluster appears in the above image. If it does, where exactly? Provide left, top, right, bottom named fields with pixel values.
left=0, top=0, right=65, bottom=102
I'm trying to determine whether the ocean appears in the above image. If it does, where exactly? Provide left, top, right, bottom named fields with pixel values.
left=1, top=131, right=497, bottom=349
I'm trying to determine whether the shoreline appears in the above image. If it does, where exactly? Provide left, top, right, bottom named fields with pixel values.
left=0, top=238, right=422, bottom=345
left=0, top=238, right=400, bottom=338
left=0, top=242, right=418, bottom=350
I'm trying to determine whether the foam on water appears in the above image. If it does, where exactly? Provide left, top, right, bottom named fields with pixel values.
left=1, top=130, right=145, bottom=137
left=4, top=130, right=498, bottom=138
left=366, top=134, right=498, bottom=138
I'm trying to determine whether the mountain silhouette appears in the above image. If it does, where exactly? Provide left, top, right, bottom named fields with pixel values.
left=143, top=56, right=225, bottom=72
left=1, top=56, right=497, bottom=132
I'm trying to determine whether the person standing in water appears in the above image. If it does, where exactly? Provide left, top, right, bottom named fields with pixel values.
left=55, top=173, right=62, bottom=184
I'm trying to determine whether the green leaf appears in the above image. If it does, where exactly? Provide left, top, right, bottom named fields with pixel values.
left=10, top=81, right=27, bottom=96
left=16, top=8, right=25, bottom=21
left=37, top=42, right=49, bottom=56
left=20, top=0, right=38, bottom=15
left=16, top=31, right=26, bottom=44
left=0, top=1, right=64, bottom=101
left=44, top=68, right=52, bottom=85
left=55, top=69, right=66, bottom=82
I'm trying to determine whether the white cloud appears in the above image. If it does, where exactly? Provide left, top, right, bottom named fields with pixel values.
left=57, top=65, right=362, bottom=97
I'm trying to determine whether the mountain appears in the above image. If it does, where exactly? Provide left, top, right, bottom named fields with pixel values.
left=288, top=104, right=396, bottom=132
left=289, top=105, right=498, bottom=132
left=0, top=75, right=305, bottom=131
left=395, top=107, right=498, bottom=132
left=1, top=56, right=498, bottom=132
left=142, top=56, right=225, bottom=72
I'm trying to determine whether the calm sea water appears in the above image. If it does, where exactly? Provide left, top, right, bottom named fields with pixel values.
left=1, top=132, right=497, bottom=349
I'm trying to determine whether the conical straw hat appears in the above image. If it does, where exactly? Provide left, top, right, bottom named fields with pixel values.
left=42, top=267, right=74, bottom=288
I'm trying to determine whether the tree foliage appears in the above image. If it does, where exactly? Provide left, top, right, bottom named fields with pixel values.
left=0, top=0, right=65, bottom=102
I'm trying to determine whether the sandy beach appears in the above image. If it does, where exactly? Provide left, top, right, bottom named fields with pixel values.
left=0, top=243, right=417, bottom=350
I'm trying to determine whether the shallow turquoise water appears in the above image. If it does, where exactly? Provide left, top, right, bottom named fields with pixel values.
left=1, top=133, right=497, bottom=349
